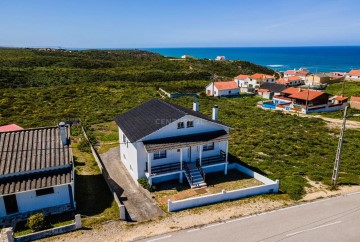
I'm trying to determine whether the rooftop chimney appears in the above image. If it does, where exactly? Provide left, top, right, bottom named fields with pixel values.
left=193, top=100, right=199, bottom=112
left=212, top=105, right=218, bottom=121
left=59, top=122, right=69, bottom=145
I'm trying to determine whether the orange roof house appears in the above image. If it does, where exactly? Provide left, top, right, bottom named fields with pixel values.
left=0, top=124, right=23, bottom=132
left=214, top=81, right=239, bottom=90
left=348, top=70, right=360, bottom=76
left=234, top=74, right=249, bottom=79
left=249, top=73, right=275, bottom=80
left=280, top=87, right=330, bottom=106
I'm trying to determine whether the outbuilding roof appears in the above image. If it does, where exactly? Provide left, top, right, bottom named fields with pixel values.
left=214, top=81, right=239, bottom=90
left=351, top=96, right=360, bottom=102
left=0, top=124, right=23, bottom=132
left=114, top=99, right=229, bottom=143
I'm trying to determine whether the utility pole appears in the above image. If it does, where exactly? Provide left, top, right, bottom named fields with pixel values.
left=331, top=105, right=348, bottom=186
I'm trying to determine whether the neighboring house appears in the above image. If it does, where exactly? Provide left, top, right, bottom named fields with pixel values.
left=114, top=99, right=230, bottom=188
left=181, top=55, right=195, bottom=59
left=0, top=124, right=23, bottom=132
left=258, top=83, right=287, bottom=99
left=0, top=123, right=75, bottom=224
left=350, top=96, right=360, bottom=109
left=305, top=73, right=344, bottom=85
left=346, top=70, right=360, bottom=81
left=260, top=87, right=347, bottom=113
left=234, top=74, right=250, bottom=92
left=276, top=76, right=303, bottom=86
left=215, top=56, right=226, bottom=61
left=236, top=73, right=275, bottom=92
left=284, top=69, right=309, bottom=80
left=206, top=81, right=239, bottom=97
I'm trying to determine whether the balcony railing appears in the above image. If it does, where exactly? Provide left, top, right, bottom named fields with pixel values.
left=196, top=150, right=226, bottom=167
left=145, top=161, right=181, bottom=176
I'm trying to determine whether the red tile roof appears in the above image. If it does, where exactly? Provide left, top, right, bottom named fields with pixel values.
left=234, top=74, right=249, bottom=79
left=288, top=76, right=302, bottom=81
left=348, top=70, right=360, bottom=76
left=259, top=88, right=270, bottom=93
left=284, top=70, right=296, bottom=75
left=333, top=96, right=348, bottom=101
left=249, top=73, right=274, bottom=79
left=0, top=124, right=23, bottom=132
left=276, top=78, right=288, bottom=85
left=351, top=96, right=360, bottom=102
left=284, top=87, right=327, bottom=101
left=214, top=81, right=239, bottom=90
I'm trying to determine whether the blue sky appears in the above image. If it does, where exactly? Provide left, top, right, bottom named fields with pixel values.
left=0, top=0, right=360, bottom=48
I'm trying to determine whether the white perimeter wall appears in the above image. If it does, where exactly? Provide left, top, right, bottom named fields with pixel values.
left=0, top=184, right=71, bottom=217
left=168, top=163, right=279, bottom=212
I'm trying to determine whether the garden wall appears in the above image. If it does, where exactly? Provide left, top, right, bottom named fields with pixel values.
left=168, top=163, right=279, bottom=212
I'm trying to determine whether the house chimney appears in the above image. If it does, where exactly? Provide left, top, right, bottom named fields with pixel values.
left=193, top=100, right=199, bottom=112
left=212, top=105, right=218, bottom=121
left=59, top=122, right=69, bottom=145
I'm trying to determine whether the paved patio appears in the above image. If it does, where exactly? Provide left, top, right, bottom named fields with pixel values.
left=99, top=146, right=165, bottom=222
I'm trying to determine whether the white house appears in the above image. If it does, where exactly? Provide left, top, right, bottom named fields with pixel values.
left=284, top=68, right=309, bottom=80
left=346, top=70, right=360, bottom=81
left=206, top=81, right=239, bottom=97
left=235, top=73, right=275, bottom=92
left=276, top=76, right=303, bottom=86
left=0, top=124, right=75, bottom=225
left=114, top=99, right=231, bottom=188
left=215, top=56, right=226, bottom=61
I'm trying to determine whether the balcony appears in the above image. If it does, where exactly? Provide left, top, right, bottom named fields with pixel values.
left=196, top=150, right=226, bottom=167
left=145, top=162, right=181, bottom=177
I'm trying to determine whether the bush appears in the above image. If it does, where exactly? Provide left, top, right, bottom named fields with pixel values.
left=27, top=213, right=47, bottom=232
left=138, top=178, right=150, bottom=190
left=77, top=138, right=91, bottom=153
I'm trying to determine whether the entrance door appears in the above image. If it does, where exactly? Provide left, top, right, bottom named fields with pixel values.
left=182, top=147, right=191, bottom=163
left=3, top=194, right=19, bottom=214
left=207, top=90, right=211, bottom=96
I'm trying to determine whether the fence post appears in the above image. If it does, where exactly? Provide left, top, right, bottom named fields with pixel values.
left=168, top=199, right=172, bottom=212
left=120, top=204, right=126, bottom=220
left=75, top=214, right=82, bottom=229
left=2, top=227, right=14, bottom=242
left=274, top=180, right=280, bottom=193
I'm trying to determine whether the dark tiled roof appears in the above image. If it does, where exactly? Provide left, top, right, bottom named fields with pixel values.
left=0, top=167, right=72, bottom=195
left=260, top=83, right=287, bottom=93
left=0, top=126, right=73, bottom=195
left=114, top=99, right=229, bottom=142
left=143, top=130, right=229, bottom=153
left=0, top=126, right=72, bottom=175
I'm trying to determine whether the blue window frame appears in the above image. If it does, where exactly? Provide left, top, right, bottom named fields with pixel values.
left=154, top=150, right=167, bottom=159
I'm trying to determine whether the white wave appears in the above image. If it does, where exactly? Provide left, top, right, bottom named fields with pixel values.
left=267, top=64, right=284, bottom=67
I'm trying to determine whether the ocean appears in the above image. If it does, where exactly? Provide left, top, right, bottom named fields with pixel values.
left=144, top=46, right=360, bottom=73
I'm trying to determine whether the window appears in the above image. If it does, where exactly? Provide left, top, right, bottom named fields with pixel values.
left=122, top=134, right=127, bottom=143
left=177, top=122, right=184, bottom=129
left=203, top=142, right=214, bottom=151
left=228, top=90, right=231, bottom=94
left=187, top=121, right=194, bottom=128
left=154, top=150, right=166, bottom=159
left=36, top=187, right=54, bottom=196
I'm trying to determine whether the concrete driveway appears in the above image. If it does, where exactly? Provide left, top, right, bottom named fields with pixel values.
left=100, top=146, right=165, bottom=222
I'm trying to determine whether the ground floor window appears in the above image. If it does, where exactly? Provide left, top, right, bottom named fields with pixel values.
left=203, top=142, right=215, bottom=151
left=36, top=187, right=55, bottom=196
left=154, top=150, right=167, bottom=159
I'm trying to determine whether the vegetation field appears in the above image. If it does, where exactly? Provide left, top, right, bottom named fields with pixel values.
left=1, top=48, right=360, bottom=203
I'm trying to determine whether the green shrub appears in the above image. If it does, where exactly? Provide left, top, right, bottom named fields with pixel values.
left=27, top=213, right=47, bottom=232
left=138, top=178, right=150, bottom=190
left=77, top=138, right=91, bottom=153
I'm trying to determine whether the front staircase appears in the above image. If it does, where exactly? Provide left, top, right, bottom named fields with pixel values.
left=184, top=163, right=207, bottom=188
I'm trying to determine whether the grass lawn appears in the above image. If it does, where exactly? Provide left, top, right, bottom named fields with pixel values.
left=71, top=126, right=120, bottom=227
left=152, top=169, right=264, bottom=211
left=14, top=212, right=75, bottom=237
left=91, top=122, right=119, bottom=154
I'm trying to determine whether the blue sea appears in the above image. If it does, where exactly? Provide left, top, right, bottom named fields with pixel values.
left=144, top=46, right=360, bottom=73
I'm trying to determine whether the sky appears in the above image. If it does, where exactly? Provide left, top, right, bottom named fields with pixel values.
left=0, top=0, right=360, bottom=48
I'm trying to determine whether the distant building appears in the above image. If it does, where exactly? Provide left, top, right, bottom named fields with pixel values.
left=284, top=68, right=309, bottom=80
left=276, top=76, right=303, bottom=86
left=215, top=56, right=226, bottom=61
left=181, top=55, right=195, bottom=59
left=305, top=73, right=344, bottom=85
left=234, top=73, right=275, bottom=93
left=0, top=124, right=23, bottom=132
left=0, top=124, right=75, bottom=225
left=346, top=70, right=360, bottom=81
left=258, top=83, right=288, bottom=99
left=259, top=87, right=347, bottom=113
left=350, top=96, right=360, bottom=109
left=206, top=81, right=239, bottom=97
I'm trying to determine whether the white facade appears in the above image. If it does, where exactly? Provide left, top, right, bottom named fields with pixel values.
left=205, top=82, right=239, bottom=97
left=0, top=183, right=74, bottom=218
left=119, top=114, right=230, bottom=186
left=346, top=74, right=360, bottom=80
